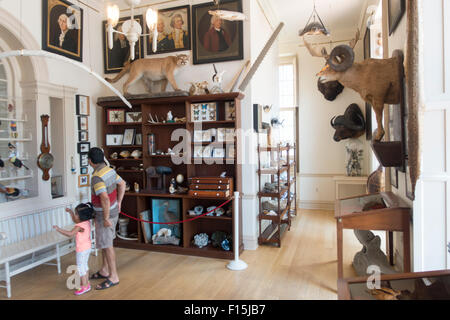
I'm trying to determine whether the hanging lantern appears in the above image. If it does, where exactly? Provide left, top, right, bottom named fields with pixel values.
left=299, top=2, right=329, bottom=37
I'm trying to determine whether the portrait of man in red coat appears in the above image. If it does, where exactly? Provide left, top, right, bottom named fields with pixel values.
left=202, top=16, right=232, bottom=52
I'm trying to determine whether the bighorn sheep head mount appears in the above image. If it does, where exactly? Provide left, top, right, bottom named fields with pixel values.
left=303, top=29, right=404, bottom=141
left=330, top=103, right=366, bottom=142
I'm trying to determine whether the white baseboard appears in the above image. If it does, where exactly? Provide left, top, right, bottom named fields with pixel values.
left=298, top=200, right=334, bottom=211
left=243, top=236, right=258, bottom=250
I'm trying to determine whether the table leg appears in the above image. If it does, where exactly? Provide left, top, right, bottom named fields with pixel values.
left=403, top=227, right=411, bottom=272
left=387, top=231, right=394, bottom=266
left=337, top=220, right=343, bottom=279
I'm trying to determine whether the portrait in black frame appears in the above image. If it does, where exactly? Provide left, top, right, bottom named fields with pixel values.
left=363, top=27, right=372, bottom=140
left=102, top=16, right=145, bottom=74
left=146, top=5, right=191, bottom=55
left=192, top=0, right=243, bottom=65
left=42, top=0, right=83, bottom=61
left=388, top=0, right=406, bottom=35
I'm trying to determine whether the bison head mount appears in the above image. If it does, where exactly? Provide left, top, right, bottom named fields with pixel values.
left=330, top=104, right=365, bottom=142
left=318, top=79, right=344, bottom=101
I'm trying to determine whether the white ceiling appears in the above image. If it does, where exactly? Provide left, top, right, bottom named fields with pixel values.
left=267, top=0, right=370, bottom=44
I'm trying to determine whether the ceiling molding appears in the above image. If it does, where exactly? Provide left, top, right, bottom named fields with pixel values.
left=256, top=0, right=280, bottom=30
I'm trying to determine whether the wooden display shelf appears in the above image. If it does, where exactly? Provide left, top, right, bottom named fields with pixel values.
left=108, top=158, right=143, bottom=161
left=145, top=122, right=186, bottom=126
left=257, top=142, right=297, bottom=247
left=106, top=145, right=142, bottom=148
left=106, top=122, right=142, bottom=126
left=100, top=92, right=243, bottom=260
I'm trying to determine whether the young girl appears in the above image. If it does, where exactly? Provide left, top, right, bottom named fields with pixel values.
left=54, top=203, right=95, bottom=296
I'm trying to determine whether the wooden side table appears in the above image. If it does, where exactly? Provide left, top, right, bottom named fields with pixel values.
left=335, top=192, right=411, bottom=279
left=333, top=175, right=368, bottom=201
left=338, top=269, right=450, bottom=300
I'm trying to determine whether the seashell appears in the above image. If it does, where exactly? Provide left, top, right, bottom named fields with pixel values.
left=176, top=174, right=184, bottom=184
left=193, top=233, right=209, bottom=248
left=120, top=150, right=131, bottom=158
left=110, top=152, right=118, bottom=159
left=131, top=149, right=142, bottom=159
left=206, top=206, right=217, bottom=216
left=215, top=207, right=225, bottom=216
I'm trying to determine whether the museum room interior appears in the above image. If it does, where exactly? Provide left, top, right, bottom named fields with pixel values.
left=0, top=0, right=449, bottom=301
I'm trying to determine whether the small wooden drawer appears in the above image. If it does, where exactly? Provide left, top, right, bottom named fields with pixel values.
left=188, top=190, right=231, bottom=198
left=190, top=184, right=230, bottom=190
left=188, top=177, right=233, bottom=185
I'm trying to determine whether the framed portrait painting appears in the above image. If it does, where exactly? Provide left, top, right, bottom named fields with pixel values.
left=388, top=0, right=406, bottom=35
left=146, top=5, right=191, bottom=55
left=192, top=0, right=243, bottom=65
left=102, top=15, right=145, bottom=74
left=42, top=0, right=83, bottom=61
left=76, top=95, right=89, bottom=116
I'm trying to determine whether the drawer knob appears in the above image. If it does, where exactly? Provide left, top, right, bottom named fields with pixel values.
left=195, top=185, right=199, bottom=189
left=219, top=180, right=222, bottom=183
left=218, top=186, right=221, bottom=189
left=194, top=192, right=198, bottom=196
left=216, top=193, right=220, bottom=196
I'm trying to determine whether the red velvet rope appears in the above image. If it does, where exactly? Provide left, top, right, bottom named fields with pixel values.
left=119, top=198, right=233, bottom=225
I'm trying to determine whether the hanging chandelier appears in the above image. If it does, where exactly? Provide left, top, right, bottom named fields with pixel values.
left=299, top=1, right=329, bottom=37
left=106, top=0, right=158, bottom=59
left=208, top=0, right=247, bottom=21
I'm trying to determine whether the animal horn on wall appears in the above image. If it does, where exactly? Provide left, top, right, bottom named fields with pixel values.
left=327, top=45, right=355, bottom=72
left=349, top=29, right=360, bottom=49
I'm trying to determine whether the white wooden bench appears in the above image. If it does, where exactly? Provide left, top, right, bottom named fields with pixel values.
left=0, top=228, right=73, bottom=298
left=0, top=205, right=77, bottom=298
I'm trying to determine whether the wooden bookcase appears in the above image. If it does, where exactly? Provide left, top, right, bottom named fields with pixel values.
left=98, top=93, right=243, bottom=259
left=257, top=143, right=297, bottom=247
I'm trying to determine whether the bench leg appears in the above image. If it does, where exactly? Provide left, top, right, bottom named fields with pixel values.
left=56, top=243, right=61, bottom=274
left=5, top=262, right=11, bottom=298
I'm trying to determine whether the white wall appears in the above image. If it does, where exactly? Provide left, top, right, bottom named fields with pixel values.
left=413, top=0, right=450, bottom=271
left=0, top=0, right=105, bottom=217
left=280, top=31, right=369, bottom=209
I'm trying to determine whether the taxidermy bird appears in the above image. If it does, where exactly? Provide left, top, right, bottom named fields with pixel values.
left=209, top=0, right=247, bottom=21
left=8, top=143, right=29, bottom=170
left=210, top=64, right=226, bottom=94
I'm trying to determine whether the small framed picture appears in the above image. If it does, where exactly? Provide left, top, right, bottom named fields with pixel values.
left=79, top=153, right=89, bottom=167
left=78, top=142, right=90, bottom=153
left=107, top=109, right=125, bottom=124
left=80, top=167, right=88, bottom=175
left=126, top=112, right=142, bottom=123
left=78, top=130, right=89, bottom=142
left=193, top=130, right=204, bottom=142
left=78, top=174, right=90, bottom=187
left=202, top=145, right=212, bottom=158
left=76, top=95, right=90, bottom=116
left=390, top=168, right=398, bottom=189
left=225, top=128, right=235, bottom=142
left=225, top=101, right=236, bottom=120
left=78, top=116, right=88, bottom=131
left=202, top=129, right=212, bottom=142
left=106, top=134, right=123, bottom=146
left=122, top=128, right=136, bottom=145
left=227, top=145, right=235, bottom=158
left=135, top=133, right=142, bottom=145
left=193, top=146, right=203, bottom=158
left=212, top=148, right=225, bottom=158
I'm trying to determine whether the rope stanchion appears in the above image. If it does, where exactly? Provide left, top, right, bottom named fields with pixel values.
left=119, top=198, right=233, bottom=225
left=226, top=191, right=247, bottom=270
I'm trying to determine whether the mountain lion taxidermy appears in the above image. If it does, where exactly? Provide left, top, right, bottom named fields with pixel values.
left=105, top=54, right=189, bottom=95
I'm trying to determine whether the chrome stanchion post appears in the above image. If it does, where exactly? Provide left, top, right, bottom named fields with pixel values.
left=227, top=191, right=248, bottom=270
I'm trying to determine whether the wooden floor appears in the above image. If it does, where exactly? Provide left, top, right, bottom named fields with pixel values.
left=2, top=209, right=363, bottom=300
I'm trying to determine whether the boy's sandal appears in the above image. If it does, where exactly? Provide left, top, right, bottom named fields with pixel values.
left=96, top=279, right=119, bottom=290
left=90, top=271, right=109, bottom=280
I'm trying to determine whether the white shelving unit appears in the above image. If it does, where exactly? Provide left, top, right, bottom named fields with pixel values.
left=0, top=175, right=33, bottom=182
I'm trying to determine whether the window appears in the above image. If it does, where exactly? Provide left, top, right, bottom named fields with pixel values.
left=279, top=63, right=295, bottom=108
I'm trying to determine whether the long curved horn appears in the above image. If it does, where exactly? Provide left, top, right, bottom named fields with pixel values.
left=327, top=45, right=355, bottom=72
left=330, top=116, right=337, bottom=127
